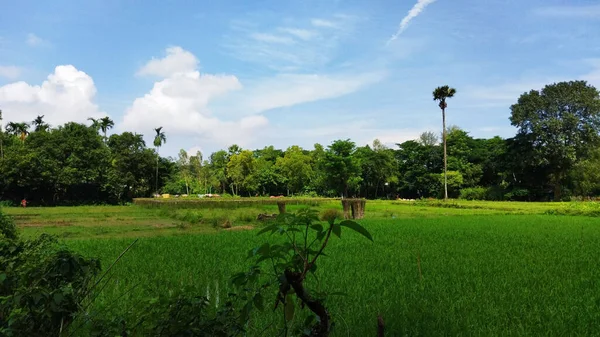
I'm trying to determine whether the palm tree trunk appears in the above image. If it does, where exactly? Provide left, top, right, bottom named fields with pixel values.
left=155, top=147, right=159, bottom=195
left=442, top=108, right=448, bottom=201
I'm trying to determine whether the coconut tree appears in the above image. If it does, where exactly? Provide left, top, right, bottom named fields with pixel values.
left=88, top=117, right=100, bottom=131
left=32, top=115, right=49, bottom=132
left=99, top=116, right=114, bottom=143
left=153, top=127, right=167, bottom=194
left=6, top=122, right=30, bottom=145
left=433, top=85, right=457, bottom=201
left=0, top=109, right=3, bottom=159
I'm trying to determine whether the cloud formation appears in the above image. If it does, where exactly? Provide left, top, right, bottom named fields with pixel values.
left=240, top=71, right=387, bottom=113
left=224, top=15, right=357, bottom=71
left=387, top=0, right=437, bottom=44
left=0, top=66, right=21, bottom=79
left=122, top=46, right=268, bottom=148
left=26, top=33, right=48, bottom=47
left=534, top=5, right=600, bottom=18
left=0, top=65, right=104, bottom=125
left=136, top=46, right=199, bottom=77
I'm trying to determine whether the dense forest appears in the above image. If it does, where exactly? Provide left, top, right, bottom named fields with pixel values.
left=1, top=80, right=600, bottom=205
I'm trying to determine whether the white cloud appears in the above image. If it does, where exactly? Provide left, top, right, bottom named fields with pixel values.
left=26, top=33, right=48, bottom=47
left=278, top=28, right=317, bottom=41
left=0, top=65, right=21, bottom=79
left=387, top=0, right=437, bottom=44
left=224, top=15, right=359, bottom=70
left=534, top=5, right=600, bottom=18
left=122, top=47, right=269, bottom=149
left=136, top=46, right=199, bottom=77
left=311, top=19, right=338, bottom=28
left=250, top=33, right=295, bottom=44
left=240, top=71, right=387, bottom=113
left=0, top=65, right=104, bottom=125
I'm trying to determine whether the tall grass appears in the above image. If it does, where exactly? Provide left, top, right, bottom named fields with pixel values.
left=68, top=215, right=600, bottom=336
left=133, top=197, right=341, bottom=209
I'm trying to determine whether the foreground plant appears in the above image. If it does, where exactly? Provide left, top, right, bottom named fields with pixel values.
left=231, top=208, right=373, bottom=336
left=0, top=210, right=101, bottom=337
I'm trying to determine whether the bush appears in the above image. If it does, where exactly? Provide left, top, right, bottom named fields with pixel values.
left=0, top=209, right=101, bottom=336
left=504, top=188, right=530, bottom=201
left=0, top=211, right=18, bottom=240
left=459, top=187, right=488, bottom=200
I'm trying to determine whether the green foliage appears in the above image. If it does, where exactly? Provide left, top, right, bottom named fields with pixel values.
left=0, top=210, right=101, bottom=336
left=0, top=210, right=18, bottom=240
left=232, top=209, right=373, bottom=335
left=459, top=187, right=489, bottom=200
left=510, top=80, right=600, bottom=200
left=322, top=139, right=361, bottom=197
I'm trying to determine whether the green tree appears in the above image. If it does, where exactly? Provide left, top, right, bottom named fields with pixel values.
left=6, top=122, right=30, bottom=145
left=209, top=150, right=229, bottom=193
left=276, top=145, right=313, bottom=195
left=510, top=81, right=600, bottom=200
left=418, top=131, right=438, bottom=146
left=153, top=127, right=166, bottom=194
left=99, top=116, right=115, bottom=142
left=227, top=150, right=256, bottom=196
left=433, top=85, right=457, bottom=200
left=32, top=115, right=49, bottom=132
left=177, top=149, right=192, bottom=195
left=396, top=140, right=442, bottom=198
left=107, top=132, right=162, bottom=201
left=322, top=139, right=361, bottom=197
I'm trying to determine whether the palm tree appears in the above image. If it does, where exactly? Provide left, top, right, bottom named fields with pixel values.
left=88, top=117, right=100, bottom=131
left=433, top=85, right=457, bottom=201
left=0, top=109, right=4, bottom=159
left=6, top=122, right=30, bottom=145
left=32, top=115, right=49, bottom=132
left=98, top=117, right=114, bottom=142
left=153, top=127, right=166, bottom=194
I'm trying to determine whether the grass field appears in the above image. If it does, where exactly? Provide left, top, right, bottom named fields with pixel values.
left=4, top=200, right=600, bottom=335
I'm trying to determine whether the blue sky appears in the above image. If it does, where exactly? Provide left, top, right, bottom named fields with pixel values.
left=1, top=0, right=599, bottom=157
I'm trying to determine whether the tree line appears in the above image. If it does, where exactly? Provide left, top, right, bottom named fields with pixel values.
left=1, top=80, right=599, bottom=205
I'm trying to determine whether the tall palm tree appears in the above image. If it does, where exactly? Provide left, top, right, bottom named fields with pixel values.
left=0, top=109, right=3, bottom=159
left=6, top=122, right=30, bottom=145
left=32, top=115, right=49, bottom=132
left=153, top=127, right=166, bottom=194
left=99, top=117, right=114, bottom=142
left=433, top=85, right=457, bottom=201
left=88, top=117, right=100, bottom=131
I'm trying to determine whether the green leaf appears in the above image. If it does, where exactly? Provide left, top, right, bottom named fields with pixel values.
left=329, top=292, right=348, bottom=297
left=332, top=223, right=341, bottom=238
left=253, top=293, right=264, bottom=311
left=339, top=220, right=373, bottom=242
left=284, top=294, right=295, bottom=321
left=53, top=292, right=64, bottom=304
left=257, top=224, right=278, bottom=235
left=310, top=224, right=324, bottom=232
left=257, top=243, right=271, bottom=256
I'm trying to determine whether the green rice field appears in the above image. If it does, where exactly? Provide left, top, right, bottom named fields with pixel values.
left=4, top=199, right=600, bottom=335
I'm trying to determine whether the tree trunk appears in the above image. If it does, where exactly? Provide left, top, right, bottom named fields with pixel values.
left=155, top=148, right=160, bottom=195
left=277, top=201, right=286, bottom=214
left=442, top=108, right=448, bottom=201
left=553, top=173, right=562, bottom=201
left=341, top=199, right=352, bottom=219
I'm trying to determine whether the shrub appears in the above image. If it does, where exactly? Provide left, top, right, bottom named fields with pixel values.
left=504, top=188, right=530, bottom=201
left=320, top=208, right=342, bottom=223
left=0, top=209, right=101, bottom=336
left=0, top=210, right=18, bottom=240
left=459, top=187, right=488, bottom=200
